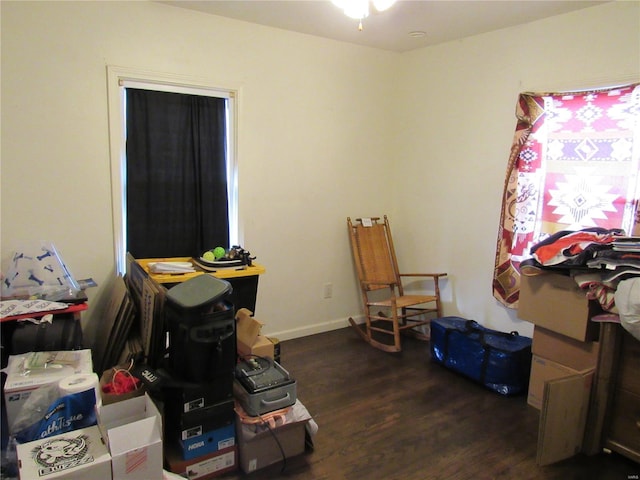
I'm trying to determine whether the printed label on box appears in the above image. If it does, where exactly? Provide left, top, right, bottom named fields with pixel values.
left=188, top=450, right=236, bottom=479
left=179, top=423, right=236, bottom=461
left=33, top=433, right=95, bottom=475
left=183, top=425, right=203, bottom=440
left=218, top=437, right=234, bottom=449
left=185, top=397, right=205, bottom=413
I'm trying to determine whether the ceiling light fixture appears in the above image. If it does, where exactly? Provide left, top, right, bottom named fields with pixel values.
left=332, top=0, right=397, bottom=31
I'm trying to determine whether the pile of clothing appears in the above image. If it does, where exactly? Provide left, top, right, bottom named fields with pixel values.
left=520, top=227, right=640, bottom=341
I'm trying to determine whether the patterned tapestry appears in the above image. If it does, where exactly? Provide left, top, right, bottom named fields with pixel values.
left=493, top=83, right=640, bottom=308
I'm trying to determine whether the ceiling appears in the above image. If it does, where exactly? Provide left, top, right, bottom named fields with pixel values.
left=159, top=0, right=608, bottom=52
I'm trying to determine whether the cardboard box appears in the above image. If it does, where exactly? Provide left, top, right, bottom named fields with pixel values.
left=165, top=444, right=237, bottom=479
left=178, top=423, right=235, bottom=461
left=166, top=397, right=235, bottom=442
left=236, top=308, right=274, bottom=360
left=532, top=326, right=599, bottom=371
left=99, top=393, right=163, bottom=480
left=100, top=364, right=146, bottom=406
left=237, top=335, right=274, bottom=359
left=17, top=425, right=111, bottom=480
left=518, top=273, right=601, bottom=341
left=236, top=308, right=262, bottom=343
left=267, top=337, right=281, bottom=362
left=527, top=354, right=594, bottom=410
left=537, top=366, right=595, bottom=465
left=236, top=417, right=306, bottom=474
left=4, top=349, right=93, bottom=433
left=163, top=376, right=234, bottom=415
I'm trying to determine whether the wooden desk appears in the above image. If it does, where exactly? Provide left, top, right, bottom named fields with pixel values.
left=135, top=258, right=265, bottom=314
left=135, top=257, right=265, bottom=284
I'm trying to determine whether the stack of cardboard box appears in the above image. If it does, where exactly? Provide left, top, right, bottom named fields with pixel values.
left=518, top=272, right=602, bottom=465
left=164, top=307, right=312, bottom=478
left=14, top=387, right=163, bottom=480
left=519, top=273, right=601, bottom=408
left=234, top=308, right=311, bottom=474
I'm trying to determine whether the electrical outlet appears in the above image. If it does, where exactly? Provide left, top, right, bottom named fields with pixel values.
left=323, top=282, right=333, bottom=299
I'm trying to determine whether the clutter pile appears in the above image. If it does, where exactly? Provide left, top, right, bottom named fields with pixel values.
left=519, top=227, right=640, bottom=341
left=1, top=349, right=159, bottom=480
left=1, top=246, right=316, bottom=479
left=160, top=275, right=317, bottom=477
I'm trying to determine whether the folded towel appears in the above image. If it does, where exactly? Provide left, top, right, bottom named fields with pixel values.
left=148, top=262, right=195, bottom=274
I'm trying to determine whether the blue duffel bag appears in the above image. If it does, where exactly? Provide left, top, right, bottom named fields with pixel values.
left=430, top=317, right=532, bottom=395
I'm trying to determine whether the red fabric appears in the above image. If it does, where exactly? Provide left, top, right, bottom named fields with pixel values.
left=493, top=83, right=640, bottom=308
left=102, top=371, right=141, bottom=395
left=533, top=231, right=618, bottom=265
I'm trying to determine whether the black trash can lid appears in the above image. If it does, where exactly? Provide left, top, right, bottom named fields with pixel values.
left=166, top=274, right=232, bottom=309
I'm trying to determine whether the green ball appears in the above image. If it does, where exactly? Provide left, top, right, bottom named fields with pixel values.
left=213, top=247, right=226, bottom=259
left=202, top=250, right=215, bottom=261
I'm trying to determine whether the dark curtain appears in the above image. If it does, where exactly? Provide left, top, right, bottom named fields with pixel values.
left=126, top=88, right=229, bottom=259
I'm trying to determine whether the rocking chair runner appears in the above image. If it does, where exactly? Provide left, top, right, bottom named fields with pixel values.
left=347, top=216, right=447, bottom=353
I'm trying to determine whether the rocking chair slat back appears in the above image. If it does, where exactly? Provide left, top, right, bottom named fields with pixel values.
left=350, top=217, right=399, bottom=291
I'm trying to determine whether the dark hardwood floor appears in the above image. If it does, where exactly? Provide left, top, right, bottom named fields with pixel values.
left=223, top=326, right=639, bottom=480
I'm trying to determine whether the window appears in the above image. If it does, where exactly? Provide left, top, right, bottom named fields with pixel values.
left=107, top=67, right=238, bottom=274
left=493, top=83, right=640, bottom=308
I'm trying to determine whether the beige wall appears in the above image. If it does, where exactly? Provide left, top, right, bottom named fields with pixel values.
left=1, top=1, right=638, bottom=343
left=392, top=1, right=640, bottom=334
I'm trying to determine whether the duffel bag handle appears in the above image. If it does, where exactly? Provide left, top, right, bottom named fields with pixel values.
left=463, top=320, right=486, bottom=345
left=465, top=319, right=520, bottom=341
left=464, top=320, right=482, bottom=332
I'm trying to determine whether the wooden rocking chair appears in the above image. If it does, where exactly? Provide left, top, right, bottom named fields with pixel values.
left=347, top=216, right=447, bottom=353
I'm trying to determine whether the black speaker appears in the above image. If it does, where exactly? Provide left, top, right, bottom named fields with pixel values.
left=165, top=275, right=236, bottom=383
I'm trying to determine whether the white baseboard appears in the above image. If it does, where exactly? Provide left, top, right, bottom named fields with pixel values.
left=267, top=315, right=364, bottom=342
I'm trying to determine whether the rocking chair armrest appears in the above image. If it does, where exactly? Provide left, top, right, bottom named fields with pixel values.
left=361, top=280, right=397, bottom=287
left=399, top=273, right=447, bottom=279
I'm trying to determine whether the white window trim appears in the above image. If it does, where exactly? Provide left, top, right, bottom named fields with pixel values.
left=106, top=65, right=240, bottom=274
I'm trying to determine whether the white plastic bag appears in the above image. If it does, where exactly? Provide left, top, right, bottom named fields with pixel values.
left=1, top=241, right=80, bottom=301
left=615, top=277, right=640, bottom=341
